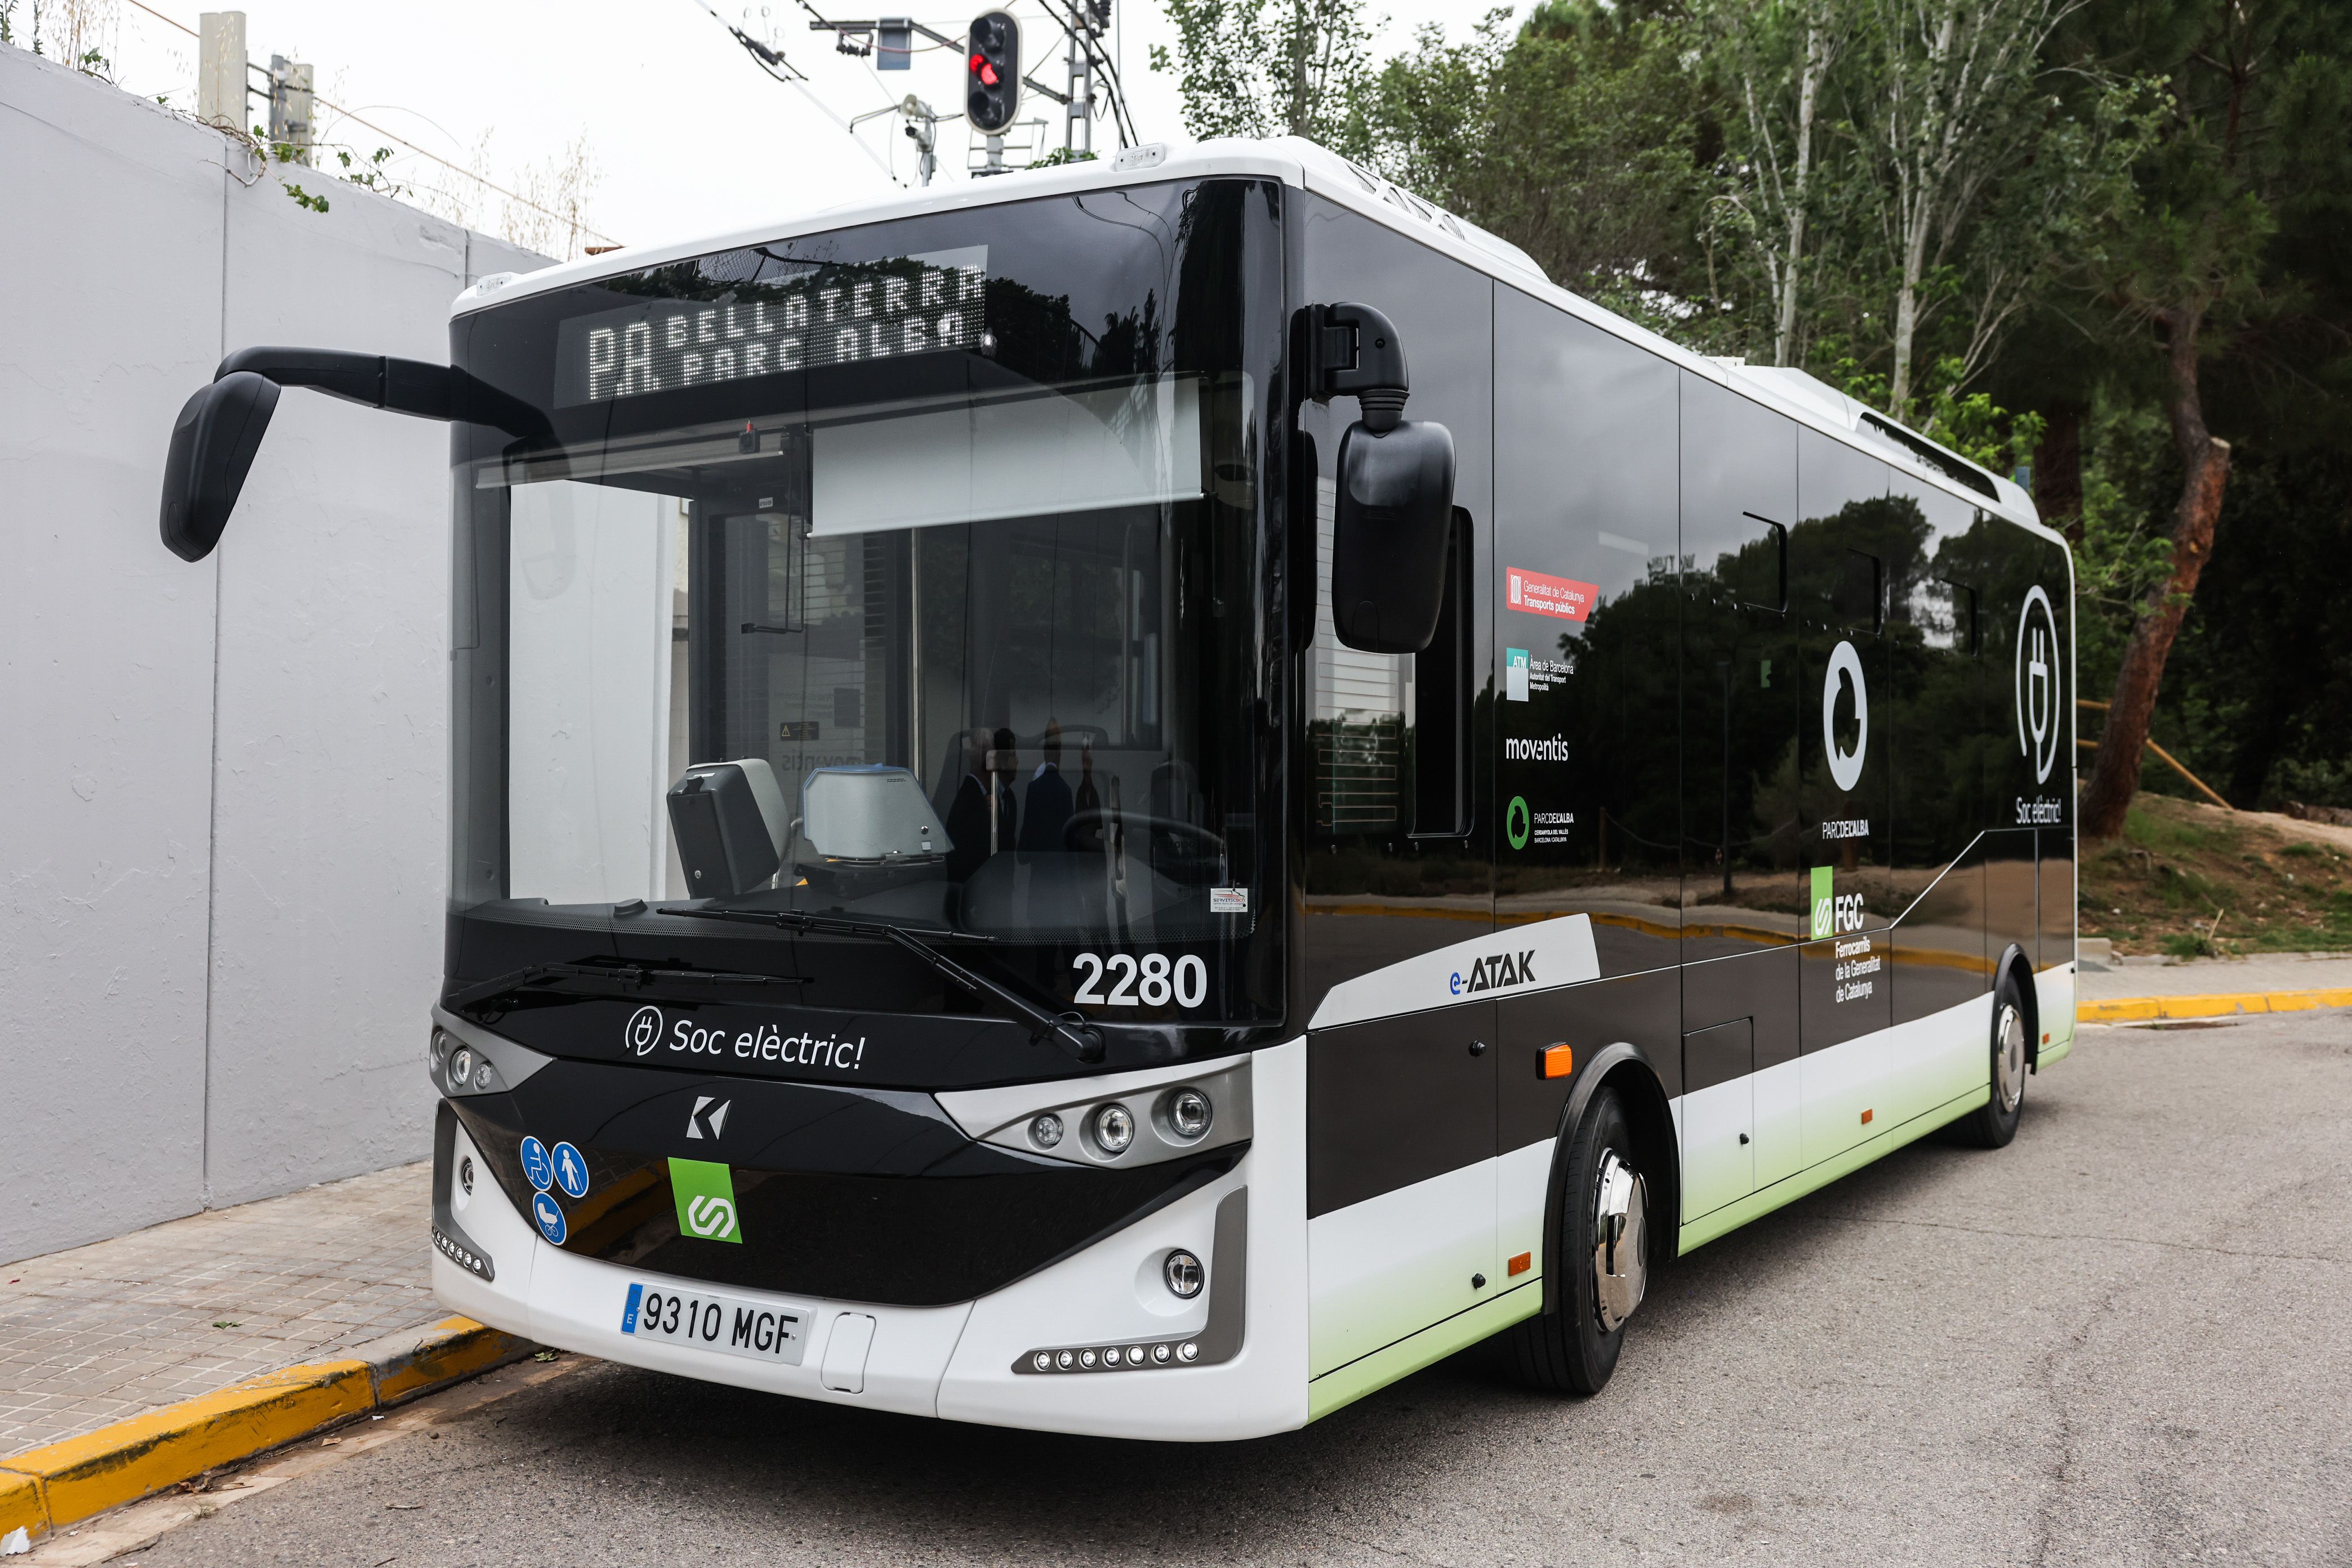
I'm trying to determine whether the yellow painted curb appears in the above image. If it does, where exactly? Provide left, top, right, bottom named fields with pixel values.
left=0, top=1316, right=531, bottom=1540
left=372, top=1316, right=532, bottom=1405
left=0, top=1465, right=43, bottom=1539
left=11, top=1360, right=372, bottom=1529
left=2080, top=986, right=2352, bottom=1023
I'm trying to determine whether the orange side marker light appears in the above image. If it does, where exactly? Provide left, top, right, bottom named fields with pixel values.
left=1860, top=1107, right=1874, bottom=1125
left=1540, top=1043, right=1574, bottom=1079
left=1507, top=1251, right=1532, bottom=1276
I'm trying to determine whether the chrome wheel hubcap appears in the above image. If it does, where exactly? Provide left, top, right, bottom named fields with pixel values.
left=1591, top=1149, right=1647, bottom=1332
left=1995, top=1002, right=2026, bottom=1113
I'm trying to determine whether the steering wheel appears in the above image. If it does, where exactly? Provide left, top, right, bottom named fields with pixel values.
left=1062, top=810, right=1226, bottom=859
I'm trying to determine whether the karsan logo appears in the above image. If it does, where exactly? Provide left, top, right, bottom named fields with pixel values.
left=1451, top=949, right=1536, bottom=997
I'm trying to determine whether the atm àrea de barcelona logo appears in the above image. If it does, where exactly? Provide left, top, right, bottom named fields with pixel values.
left=2016, top=586, right=2061, bottom=785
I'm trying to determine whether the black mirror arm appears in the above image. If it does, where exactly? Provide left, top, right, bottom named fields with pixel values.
left=1304, top=302, right=1411, bottom=431
left=213, top=347, right=551, bottom=441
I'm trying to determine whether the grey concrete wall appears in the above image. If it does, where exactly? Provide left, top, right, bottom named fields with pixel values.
left=0, top=46, right=546, bottom=1261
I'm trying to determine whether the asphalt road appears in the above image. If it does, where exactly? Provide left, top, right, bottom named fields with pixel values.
left=126, top=1012, right=2352, bottom=1567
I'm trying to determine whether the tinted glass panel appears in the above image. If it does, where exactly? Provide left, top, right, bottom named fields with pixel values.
left=1682, top=375, right=1800, bottom=963
left=1298, top=198, right=1495, bottom=1003
left=448, top=181, right=1284, bottom=1027
left=1493, top=289, right=1680, bottom=979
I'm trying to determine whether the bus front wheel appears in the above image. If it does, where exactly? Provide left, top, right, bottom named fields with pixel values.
left=1507, top=1085, right=1647, bottom=1396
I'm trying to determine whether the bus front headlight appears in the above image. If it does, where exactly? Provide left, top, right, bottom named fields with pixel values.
left=1092, top=1103, right=1134, bottom=1154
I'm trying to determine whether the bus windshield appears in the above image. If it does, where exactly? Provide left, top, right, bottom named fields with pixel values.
left=448, top=182, right=1278, bottom=1023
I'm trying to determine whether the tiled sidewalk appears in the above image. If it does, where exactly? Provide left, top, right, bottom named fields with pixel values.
left=0, top=1162, right=438, bottom=1453
left=2078, top=952, right=2352, bottom=1001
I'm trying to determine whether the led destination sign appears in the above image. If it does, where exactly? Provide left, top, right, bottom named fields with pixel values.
left=554, top=247, right=987, bottom=406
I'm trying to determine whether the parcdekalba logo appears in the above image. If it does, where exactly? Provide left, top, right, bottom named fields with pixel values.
left=2016, top=586, right=2061, bottom=784
left=1822, top=639, right=1869, bottom=792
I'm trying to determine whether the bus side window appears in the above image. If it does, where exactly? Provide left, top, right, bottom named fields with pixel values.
left=1410, top=509, right=1473, bottom=837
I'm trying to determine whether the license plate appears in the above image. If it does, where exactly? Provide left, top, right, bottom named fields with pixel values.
left=621, top=1282, right=809, bottom=1367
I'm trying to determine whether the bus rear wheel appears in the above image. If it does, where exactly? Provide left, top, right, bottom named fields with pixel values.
left=1953, top=971, right=2030, bottom=1148
left=1507, top=1085, right=1648, bottom=1396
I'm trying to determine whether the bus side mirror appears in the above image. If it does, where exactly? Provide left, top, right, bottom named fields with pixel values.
left=157, top=348, right=545, bottom=564
left=1300, top=300, right=1458, bottom=653
left=1330, top=417, right=1456, bottom=653
left=159, top=371, right=279, bottom=563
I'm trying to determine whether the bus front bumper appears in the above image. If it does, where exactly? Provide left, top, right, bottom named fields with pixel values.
left=430, top=1041, right=1308, bottom=1441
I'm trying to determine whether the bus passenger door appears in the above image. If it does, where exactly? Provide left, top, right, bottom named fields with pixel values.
left=1678, top=373, right=1804, bottom=1204
left=1305, top=1001, right=1497, bottom=1375
left=1792, top=433, right=1896, bottom=1165
left=1296, top=206, right=1497, bottom=1377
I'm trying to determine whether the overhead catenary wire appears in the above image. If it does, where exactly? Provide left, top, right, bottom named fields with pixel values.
left=683, top=0, right=907, bottom=186
left=118, top=0, right=623, bottom=247
left=1046, top=0, right=1136, bottom=148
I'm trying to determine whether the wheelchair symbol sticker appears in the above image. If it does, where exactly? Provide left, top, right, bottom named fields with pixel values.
left=519, top=1137, right=553, bottom=1192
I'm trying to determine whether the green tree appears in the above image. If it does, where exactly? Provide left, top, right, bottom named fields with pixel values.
left=1700, top=0, right=1856, bottom=365
left=1360, top=4, right=1712, bottom=323
left=2074, top=0, right=2352, bottom=838
left=1149, top=0, right=1373, bottom=148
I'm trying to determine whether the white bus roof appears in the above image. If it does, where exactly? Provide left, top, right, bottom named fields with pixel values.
left=454, top=135, right=2046, bottom=536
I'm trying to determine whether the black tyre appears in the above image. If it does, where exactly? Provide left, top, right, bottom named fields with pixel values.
left=1953, top=968, right=2029, bottom=1148
left=1507, top=1085, right=1649, bottom=1396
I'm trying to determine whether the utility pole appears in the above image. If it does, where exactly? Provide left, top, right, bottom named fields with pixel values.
left=268, top=53, right=314, bottom=161
left=195, top=11, right=246, bottom=130
left=1063, top=0, right=1108, bottom=156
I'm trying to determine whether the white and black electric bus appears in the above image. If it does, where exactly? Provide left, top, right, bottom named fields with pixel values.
left=155, top=137, right=2078, bottom=1440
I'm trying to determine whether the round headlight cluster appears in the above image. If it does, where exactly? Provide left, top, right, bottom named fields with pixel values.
left=1092, top=1102, right=1134, bottom=1154
left=1162, top=1249, right=1204, bottom=1299
left=1029, top=1112, right=1064, bottom=1150
left=448, top=1046, right=475, bottom=1090
left=1166, top=1087, right=1213, bottom=1140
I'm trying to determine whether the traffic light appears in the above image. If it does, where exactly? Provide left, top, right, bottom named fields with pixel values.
left=966, top=11, right=1019, bottom=134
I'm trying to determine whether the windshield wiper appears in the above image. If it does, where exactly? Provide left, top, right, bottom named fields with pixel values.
left=656, top=906, right=1105, bottom=1064
left=446, top=961, right=808, bottom=1013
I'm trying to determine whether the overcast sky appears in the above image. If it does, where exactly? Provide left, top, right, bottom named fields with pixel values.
left=99, top=0, right=1493, bottom=257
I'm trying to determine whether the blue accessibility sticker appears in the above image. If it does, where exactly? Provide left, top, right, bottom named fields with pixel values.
left=519, top=1137, right=553, bottom=1192
left=552, top=1141, right=590, bottom=1200
left=531, top=1190, right=568, bottom=1245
